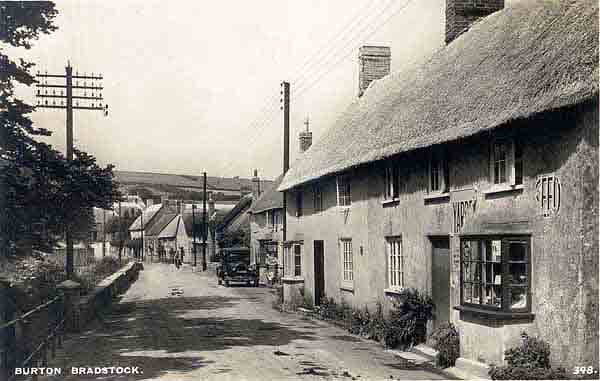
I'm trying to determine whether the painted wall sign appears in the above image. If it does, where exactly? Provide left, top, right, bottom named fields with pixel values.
left=536, top=174, right=561, bottom=217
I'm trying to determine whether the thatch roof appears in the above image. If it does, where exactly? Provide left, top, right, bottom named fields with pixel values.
left=249, top=174, right=284, bottom=214
left=181, top=208, right=229, bottom=236
left=217, top=194, right=253, bottom=232
left=279, top=0, right=598, bottom=191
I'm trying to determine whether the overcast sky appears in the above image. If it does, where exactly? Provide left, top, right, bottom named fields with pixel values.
left=10, top=0, right=515, bottom=180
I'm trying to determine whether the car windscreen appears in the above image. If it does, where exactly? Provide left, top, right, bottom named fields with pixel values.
left=224, top=253, right=250, bottom=263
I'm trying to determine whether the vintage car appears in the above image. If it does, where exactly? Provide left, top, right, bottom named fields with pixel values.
left=217, top=246, right=259, bottom=287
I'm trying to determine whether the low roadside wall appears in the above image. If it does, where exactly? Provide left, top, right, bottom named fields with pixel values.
left=73, top=262, right=144, bottom=330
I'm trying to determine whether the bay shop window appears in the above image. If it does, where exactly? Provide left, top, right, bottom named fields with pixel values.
left=460, top=236, right=531, bottom=314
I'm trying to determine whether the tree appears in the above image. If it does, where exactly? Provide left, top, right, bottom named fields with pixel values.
left=0, top=2, right=120, bottom=257
left=218, top=227, right=250, bottom=249
left=105, top=212, right=138, bottom=257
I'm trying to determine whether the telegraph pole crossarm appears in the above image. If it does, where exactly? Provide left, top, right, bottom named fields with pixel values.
left=34, top=62, right=108, bottom=279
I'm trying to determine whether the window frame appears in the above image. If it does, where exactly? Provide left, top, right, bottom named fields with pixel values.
left=336, top=175, right=352, bottom=207
left=296, top=190, right=303, bottom=217
left=428, top=150, right=449, bottom=194
left=386, top=236, right=404, bottom=291
left=459, top=234, right=532, bottom=314
left=340, top=238, right=354, bottom=288
left=489, top=139, right=524, bottom=187
left=284, top=243, right=303, bottom=277
left=313, top=183, right=323, bottom=212
left=293, top=243, right=302, bottom=277
left=383, top=162, right=400, bottom=201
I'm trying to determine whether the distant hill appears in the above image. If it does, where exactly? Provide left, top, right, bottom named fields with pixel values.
left=113, top=170, right=274, bottom=203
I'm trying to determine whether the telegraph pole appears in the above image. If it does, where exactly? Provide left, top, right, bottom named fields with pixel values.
left=280, top=81, right=290, bottom=278
left=118, top=201, right=122, bottom=266
left=192, top=204, right=197, bottom=267
left=36, top=62, right=108, bottom=279
left=202, top=172, right=207, bottom=271
left=141, top=211, right=144, bottom=262
left=102, top=209, right=106, bottom=257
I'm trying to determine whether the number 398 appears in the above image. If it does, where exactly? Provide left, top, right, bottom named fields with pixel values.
left=573, top=366, right=596, bottom=375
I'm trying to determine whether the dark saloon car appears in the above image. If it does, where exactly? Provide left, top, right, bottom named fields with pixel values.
left=217, top=247, right=259, bottom=287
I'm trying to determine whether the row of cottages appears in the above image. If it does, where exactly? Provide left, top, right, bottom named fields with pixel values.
left=128, top=198, right=231, bottom=262
left=247, top=131, right=314, bottom=282
left=278, top=0, right=598, bottom=369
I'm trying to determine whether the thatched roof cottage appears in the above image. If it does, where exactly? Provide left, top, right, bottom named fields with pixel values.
left=278, top=0, right=598, bottom=371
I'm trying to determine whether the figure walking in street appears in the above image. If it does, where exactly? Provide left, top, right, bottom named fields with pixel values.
left=169, top=247, right=175, bottom=266
left=178, top=247, right=185, bottom=269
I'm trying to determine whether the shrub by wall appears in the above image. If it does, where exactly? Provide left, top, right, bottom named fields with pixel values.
left=489, top=333, right=568, bottom=380
left=429, top=322, right=460, bottom=368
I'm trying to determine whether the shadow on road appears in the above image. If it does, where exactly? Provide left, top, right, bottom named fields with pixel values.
left=51, top=295, right=318, bottom=380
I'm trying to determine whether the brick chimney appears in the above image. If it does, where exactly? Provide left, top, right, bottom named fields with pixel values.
left=358, top=46, right=391, bottom=98
left=251, top=169, right=261, bottom=199
left=299, top=117, right=312, bottom=153
left=445, top=0, right=504, bottom=44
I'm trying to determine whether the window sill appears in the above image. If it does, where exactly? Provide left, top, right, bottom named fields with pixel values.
left=424, top=192, right=450, bottom=203
left=381, top=198, right=399, bottom=207
left=454, top=305, right=534, bottom=321
left=483, top=184, right=524, bottom=197
left=340, top=285, right=354, bottom=293
left=384, top=287, right=404, bottom=296
left=281, top=276, right=304, bottom=284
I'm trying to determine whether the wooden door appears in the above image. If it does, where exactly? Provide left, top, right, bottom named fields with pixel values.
left=313, top=240, right=325, bottom=306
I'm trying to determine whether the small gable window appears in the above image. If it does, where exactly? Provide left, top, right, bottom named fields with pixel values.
left=490, top=139, right=523, bottom=186
left=296, top=190, right=303, bottom=217
left=383, top=163, right=400, bottom=201
left=313, top=183, right=323, bottom=212
left=337, top=175, right=351, bottom=207
left=428, top=150, right=449, bottom=194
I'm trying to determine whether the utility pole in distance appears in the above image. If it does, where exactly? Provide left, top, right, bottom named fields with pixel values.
left=192, top=204, right=197, bottom=267
left=202, top=172, right=207, bottom=271
left=280, top=81, right=290, bottom=278
left=36, top=62, right=108, bottom=279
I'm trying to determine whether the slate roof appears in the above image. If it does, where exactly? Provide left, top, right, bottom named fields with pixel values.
left=129, top=204, right=163, bottom=231
left=279, top=0, right=598, bottom=191
left=249, top=174, right=284, bottom=214
left=158, top=215, right=183, bottom=239
left=145, top=212, right=177, bottom=237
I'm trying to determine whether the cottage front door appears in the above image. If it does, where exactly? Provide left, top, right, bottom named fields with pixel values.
left=431, top=237, right=450, bottom=330
left=313, top=240, right=325, bottom=306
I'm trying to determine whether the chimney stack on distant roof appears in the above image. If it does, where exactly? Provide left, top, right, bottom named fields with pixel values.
left=251, top=169, right=261, bottom=199
left=299, top=117, right=313, bottom=153
left=445, top=0, right=504, bottom=44
left=358, top=46, right=391, bottom=98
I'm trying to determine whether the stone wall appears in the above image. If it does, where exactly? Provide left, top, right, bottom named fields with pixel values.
left=70, top=262, right=144, bottom=331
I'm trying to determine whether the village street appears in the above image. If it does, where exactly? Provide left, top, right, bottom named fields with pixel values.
left=47, top=263, right=449, bottom=381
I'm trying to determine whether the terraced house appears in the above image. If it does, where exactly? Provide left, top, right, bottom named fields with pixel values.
left=278, top=0, right=598, bottom=369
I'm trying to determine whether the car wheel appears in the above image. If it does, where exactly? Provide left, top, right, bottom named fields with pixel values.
left=254, top=281, right=259, bottom=287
